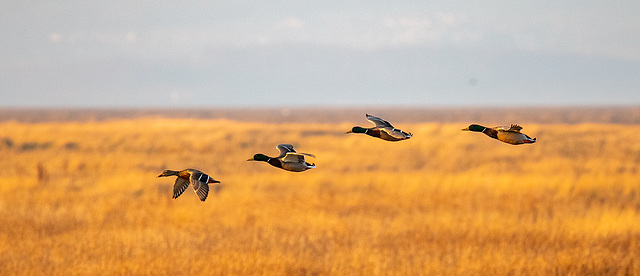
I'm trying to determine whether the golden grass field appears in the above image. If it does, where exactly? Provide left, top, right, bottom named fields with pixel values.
left=1, top=113, right=639, bottom=275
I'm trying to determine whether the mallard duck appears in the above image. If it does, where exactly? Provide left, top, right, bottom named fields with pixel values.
left=462, top=124, right=536, bottom=145
left=346, top=114, right=412, bottom=141
left=247, top=144, right=316, bottom=172
left=157, top=169, right=221, bottom=202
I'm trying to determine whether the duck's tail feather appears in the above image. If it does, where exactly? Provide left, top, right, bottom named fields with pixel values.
left=523, top=135, right=536, bottom=143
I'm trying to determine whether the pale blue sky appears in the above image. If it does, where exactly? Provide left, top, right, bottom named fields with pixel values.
left=1, top=1, right=639, bottom=107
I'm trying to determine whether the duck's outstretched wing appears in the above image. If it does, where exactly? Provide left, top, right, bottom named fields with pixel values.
left=366, top=114, right=395, bottom=129
left=277, top=144, right=315, bottom=158
left=367, top=114, right=411, bottom=140
left=276, top=144, right=296, bottom=158
left=189, top=171, right=210, bottom=202
left=300, top=152, right=316, bottom=158
left=173, top=177, right=190, bottom=199
left=497, top=124, right=523, bottom=133
left=509, top=124, right=523, bottom=132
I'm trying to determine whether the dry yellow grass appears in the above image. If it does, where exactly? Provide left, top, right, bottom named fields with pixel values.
left=0, top=117, right=639, bottom=275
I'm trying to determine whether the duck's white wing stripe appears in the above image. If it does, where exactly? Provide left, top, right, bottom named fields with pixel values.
left=198, top=173, right=210, bottom=183
left=190, top=174, right=210, bottom=202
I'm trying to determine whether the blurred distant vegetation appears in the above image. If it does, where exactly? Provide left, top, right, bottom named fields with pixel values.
left=0, top=106, right=639, bottom=124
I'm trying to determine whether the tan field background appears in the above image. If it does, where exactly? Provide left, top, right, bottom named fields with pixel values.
left=1, top=108, right=639, bottom=275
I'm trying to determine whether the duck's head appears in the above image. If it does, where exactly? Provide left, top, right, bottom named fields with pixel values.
left=346, top=126, right=367, bottom=134
left=247, top=154, right=270, bottom=162
left=158, top=169, right=178, bottom=177
left=462, top=124, right=485, bottom=132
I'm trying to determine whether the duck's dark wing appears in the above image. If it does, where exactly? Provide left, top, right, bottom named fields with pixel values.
left=190, top=171, right=210, bottom=202
left=497, top=124, right=523, bottom=133
left=276, top=144, right=296, bottom=158
left=508, top=124, right=523, bottom=132
left=173, top=177, right=190, bottom=199
left=299, top=152, right=316, bottom=158
left=366, top=114, right=394, bottom=129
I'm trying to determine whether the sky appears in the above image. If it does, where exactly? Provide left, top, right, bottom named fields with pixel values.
left=1, top=1, right=639, bottom=108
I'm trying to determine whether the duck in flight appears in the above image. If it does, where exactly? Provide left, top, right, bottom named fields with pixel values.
left=346, top=114, right=413, bottom=141
left=157, top=169, right=221, bottom=202
left=247, top=144, right=316, bottom=172
left=462, top=124, right=536, bottom=145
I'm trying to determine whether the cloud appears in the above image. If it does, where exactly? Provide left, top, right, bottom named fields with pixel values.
left=379, top=13, right=476, bottom=47
left=126, top=32, right=136, bottom=43
left=170, top=91, right=180, bottom=102
left=49, top=33, right=62, bottom=43
left=2, top=1, right=639, bottom=107
left=279, top=17, right=305, bottom=29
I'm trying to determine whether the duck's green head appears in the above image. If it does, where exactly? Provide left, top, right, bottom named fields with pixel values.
left=247, top=154, right=270, bottom=162
left=462, top=124, right=485, bottom=132
left=346, top=126, right=367, bottom=134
